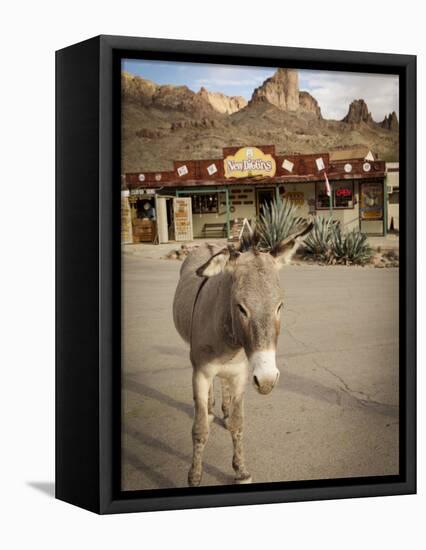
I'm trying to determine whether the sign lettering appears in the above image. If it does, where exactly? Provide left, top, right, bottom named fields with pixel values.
left=224, top=147, right=276, bottom=179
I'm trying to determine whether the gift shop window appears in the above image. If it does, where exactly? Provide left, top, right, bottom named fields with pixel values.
left=192, top=193, right=219, bottom=214
left=316, top=181, right=354, bottom=209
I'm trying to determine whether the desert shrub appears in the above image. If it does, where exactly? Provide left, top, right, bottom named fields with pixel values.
left=303, top=216, right=335, bottom=263
left=256, top=199, right=304, bottom=251
left=303, top=215, right=373, bottom=266
left=331, top=225, right=373, bottom=265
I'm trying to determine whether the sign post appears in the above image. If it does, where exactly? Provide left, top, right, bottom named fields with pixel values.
left=383, top=180, right=388, bottom=237
left=275, top=184, right=281, bottom=205
left=324, top=171, right=333, bottom=220
left=225, top=187, right=230, bottom=238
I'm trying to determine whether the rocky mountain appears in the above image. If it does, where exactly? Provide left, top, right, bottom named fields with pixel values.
left=121, top=69, right=399, bottom=172
left=122, top=71, right=217, bottom=116
left=250, top=68, right=300, bottom=111
left=249, top=68, right=322, bottom=119
left=121, top=72, right=158, bottom=105
left=198, top=87, right=247, bottom=114
left=380, top=111, right=399, bottom=131
left=299, top=91, right=322, bottom=118
left=342, top=100, right=399, bottom=131
left=122, top=71, right=246, bottom=116
left=342, top=99, right=373, bottom=124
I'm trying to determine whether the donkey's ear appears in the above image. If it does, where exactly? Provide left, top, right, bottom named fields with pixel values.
left=196, top=247, right=239, bottom=277
left=272, top=219, right=314, bottom=266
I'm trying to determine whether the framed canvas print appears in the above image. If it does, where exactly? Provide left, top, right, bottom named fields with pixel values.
left=56, top=35, right=416, bottom=514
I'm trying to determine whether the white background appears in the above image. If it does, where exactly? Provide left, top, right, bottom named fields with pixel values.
left=0, top=1, right=423, bottom=548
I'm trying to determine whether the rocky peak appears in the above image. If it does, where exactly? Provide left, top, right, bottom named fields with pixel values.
left=121, top=71, right=158, bottom=105
left=380, top=111, right=399, bottom=131
left=198, top=87, right=247, bottom=114
left=122, top=72, right=247, bottom=115
left=121, top=72, right=215, bottom=115
left=342, top=99, right=373, bottom=124
left=298, top=91, right=322, bottom=118
left=250, top=68, right=300, bottom=111
left=152, top=84, right=211, bottom=114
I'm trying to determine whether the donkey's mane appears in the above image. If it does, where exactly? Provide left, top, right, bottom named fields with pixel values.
left=238, top=230, right=261, bottom=254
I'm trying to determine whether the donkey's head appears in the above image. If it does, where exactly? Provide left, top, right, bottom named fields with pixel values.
left=197, top=220, right=313, bottom=395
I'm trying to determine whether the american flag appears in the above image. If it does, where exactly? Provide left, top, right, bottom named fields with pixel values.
left=324, top=171, right=331, bottom=197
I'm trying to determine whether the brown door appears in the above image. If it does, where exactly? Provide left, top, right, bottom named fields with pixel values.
left=256, top=188, right=275, bottom=215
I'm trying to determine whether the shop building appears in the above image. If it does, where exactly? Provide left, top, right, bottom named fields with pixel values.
left=386, top=162, right=400, bottom=232
left=122, top=145, right=398, bottom=244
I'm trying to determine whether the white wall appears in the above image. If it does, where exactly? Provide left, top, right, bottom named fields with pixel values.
left=1, top=2, right=423, bottom=550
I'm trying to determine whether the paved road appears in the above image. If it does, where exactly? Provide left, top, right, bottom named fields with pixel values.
left=122, top=254, right=399, bottom=490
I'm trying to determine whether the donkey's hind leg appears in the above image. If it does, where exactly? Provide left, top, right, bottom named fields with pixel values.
left=221, top=378, right=231, bottom=428
left=188, top=369, right=211, bottom=487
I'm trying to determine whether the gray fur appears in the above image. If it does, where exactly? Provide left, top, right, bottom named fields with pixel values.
left=172, top=222, right=312, bottom=486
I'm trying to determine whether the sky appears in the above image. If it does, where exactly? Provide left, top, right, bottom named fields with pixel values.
left=122, top=59, right=399, bottom=121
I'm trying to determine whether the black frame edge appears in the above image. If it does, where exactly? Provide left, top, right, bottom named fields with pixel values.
left=55, top=36, right=102, bottom=514
left=402, top=54, right=417, bottom=494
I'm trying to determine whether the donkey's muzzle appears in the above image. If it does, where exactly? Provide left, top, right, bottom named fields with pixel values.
left=250, top=351, right=280, bottom=395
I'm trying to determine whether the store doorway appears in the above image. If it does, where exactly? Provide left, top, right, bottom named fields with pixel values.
left=256, top=188, right=275, bottom=215
left=359, top=181, right=385, bottom=236
left=155, top=195, right=177, bottom=243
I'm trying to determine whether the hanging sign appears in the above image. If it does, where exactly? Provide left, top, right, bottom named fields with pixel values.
left=284, top=191, right=304, bottom=206
left=315, top=157, right=325, bottom=171
left=224, top=147, right=276, bottom=179
left=130, top=188, right=155, bottom=196
left=282, top=159, right=294, bottom=173
left=207, top=163, right=217, bottom=176
left=177, top=165, right=189, bottom=177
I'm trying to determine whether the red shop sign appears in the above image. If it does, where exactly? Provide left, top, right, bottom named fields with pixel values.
left=336, top=188, right=352, bottom=197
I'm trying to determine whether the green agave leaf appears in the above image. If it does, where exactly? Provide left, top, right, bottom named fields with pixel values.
left=257, top=199, right=300, bottom=251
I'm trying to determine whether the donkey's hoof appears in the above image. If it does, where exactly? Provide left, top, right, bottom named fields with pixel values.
left=235, top=474, right=252, bottom=484
left=188, top=469, right=202, bottom=487
left=223, top=416, right=230, bottom=429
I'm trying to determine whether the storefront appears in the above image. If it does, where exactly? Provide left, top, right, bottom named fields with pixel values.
left=386, top=162, right=400, bottom=232
left=123, top=145, right=392, bottom=243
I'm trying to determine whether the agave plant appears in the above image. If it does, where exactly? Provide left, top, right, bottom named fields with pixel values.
left=255, top=199, right=303, bottom=252
left=303, top=216, right=335, bottom=263
left=331, top=226, right=373, bottom=265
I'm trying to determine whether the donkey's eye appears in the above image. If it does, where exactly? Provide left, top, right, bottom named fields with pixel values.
left=237, top=304, right=248, bottom=317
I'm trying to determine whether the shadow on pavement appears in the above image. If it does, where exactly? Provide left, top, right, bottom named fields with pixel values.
left=124, top=425, right=233, bottom=486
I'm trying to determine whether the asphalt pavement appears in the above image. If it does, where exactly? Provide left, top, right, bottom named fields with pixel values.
left=122, top=254, right=399, bottom=490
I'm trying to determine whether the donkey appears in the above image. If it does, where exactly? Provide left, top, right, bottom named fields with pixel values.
left=172, top=221, right=313, bottom=486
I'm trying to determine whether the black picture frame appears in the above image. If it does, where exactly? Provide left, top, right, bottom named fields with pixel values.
left=56, top=34, right=416, bottom=514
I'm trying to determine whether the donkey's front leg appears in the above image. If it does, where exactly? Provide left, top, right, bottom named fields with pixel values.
left=228, top=373, right=252, bottom=484
left=188, top=369, right=211, bottom=487
left=208, top=379, right=215, bottom=422
left=221, top=378, right=231, bottom=427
